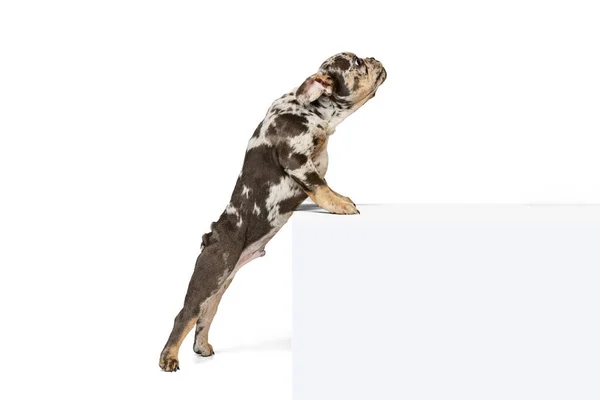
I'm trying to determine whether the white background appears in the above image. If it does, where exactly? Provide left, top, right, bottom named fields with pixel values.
left=1, top=0, right=599, bottom=399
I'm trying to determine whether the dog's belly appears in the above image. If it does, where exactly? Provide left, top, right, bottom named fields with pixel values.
left=233, top=231, right=273, bottom=270
left=231, top=223, right=283, bottom=278
left=222, top=139, right=311, bottom=277
left=231, top=176, right=307, bottom=275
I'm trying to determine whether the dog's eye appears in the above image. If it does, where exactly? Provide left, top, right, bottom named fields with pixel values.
left=354, top=57, right=362, bottom=68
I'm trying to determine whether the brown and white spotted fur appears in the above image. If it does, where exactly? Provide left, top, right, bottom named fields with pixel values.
left=159, top=52, right=386, bottom=371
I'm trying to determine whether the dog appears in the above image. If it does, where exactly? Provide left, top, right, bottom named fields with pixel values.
left=159, top=52, right=386, bottom=371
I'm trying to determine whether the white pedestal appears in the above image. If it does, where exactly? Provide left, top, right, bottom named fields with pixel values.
left=293, top=205, right=600, bottom=400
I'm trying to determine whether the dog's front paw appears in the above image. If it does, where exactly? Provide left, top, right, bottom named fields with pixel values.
left=159, top=354, right=180, bottom=372
left=330, top=189, right=356, bottom=207
left=328, top=198, right=360, bottom=215
left=193, top=342, right=215, bottom=357
left=339, top=195, right=356, bottom=206
left=310, top=186, right=360, bottom=215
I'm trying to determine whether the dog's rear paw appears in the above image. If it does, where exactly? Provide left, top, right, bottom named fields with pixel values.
left=194, top=342, right=215, bottom=357
left=159, top=355, right=180, bottom=372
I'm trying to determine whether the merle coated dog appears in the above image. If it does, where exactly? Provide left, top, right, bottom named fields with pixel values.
left=159, top=52, right=386, bottom=371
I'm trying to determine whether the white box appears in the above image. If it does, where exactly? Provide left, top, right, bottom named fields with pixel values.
left=293, top=205, right=600, bottom=400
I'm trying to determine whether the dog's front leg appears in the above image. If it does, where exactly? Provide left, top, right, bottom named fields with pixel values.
left=308, top=185, right=359, bottom=215
left=281, top=155, right=358, bottom=215
left=329, top=188, right=356, bottom=207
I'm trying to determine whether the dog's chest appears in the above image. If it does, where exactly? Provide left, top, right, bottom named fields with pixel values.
left=312, top=135, right=329, bottom=177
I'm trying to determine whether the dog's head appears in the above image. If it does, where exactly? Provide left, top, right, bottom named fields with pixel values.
left=296, top=52, right=387, bottom=109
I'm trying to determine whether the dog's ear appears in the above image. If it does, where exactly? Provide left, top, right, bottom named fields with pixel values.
left=296, top=73, right=333, bottom=104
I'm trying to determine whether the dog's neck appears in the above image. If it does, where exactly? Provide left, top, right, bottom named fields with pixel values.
left=311, top=96, right=356, bottom=134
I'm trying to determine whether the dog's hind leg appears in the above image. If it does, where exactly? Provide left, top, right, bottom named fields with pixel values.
left=159, top=243, right=235, bottom=372
left=193, top=278, right=233, bottom=356
left=192, top=241, right=270, bottom=357
left=193, top=243, right=267, bottom=356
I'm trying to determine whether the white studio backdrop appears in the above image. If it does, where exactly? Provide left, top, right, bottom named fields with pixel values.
left=0, top=1, right=599, bottom=399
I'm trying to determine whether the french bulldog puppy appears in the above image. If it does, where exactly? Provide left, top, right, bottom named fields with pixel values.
left=160, top=52, right=386, bottom=371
